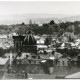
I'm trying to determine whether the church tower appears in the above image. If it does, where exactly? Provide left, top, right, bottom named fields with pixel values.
left=13, top=30, right=37, bottom=54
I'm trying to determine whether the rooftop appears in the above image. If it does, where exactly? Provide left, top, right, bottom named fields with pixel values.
left=65, top=72, right=80, bottom=79
left=0, top=57, right=9, bottom=65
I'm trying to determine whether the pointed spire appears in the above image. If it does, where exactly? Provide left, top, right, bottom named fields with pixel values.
left=29, top=20, right=32, bottom=25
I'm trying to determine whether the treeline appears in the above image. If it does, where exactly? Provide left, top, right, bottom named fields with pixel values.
left=16, top=20, right=80, bottom=36
left=0, top=20, right=80, bottom=36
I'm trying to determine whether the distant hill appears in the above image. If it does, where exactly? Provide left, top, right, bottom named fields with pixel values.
left=0, top=17, right=62, bottom=25
left=60, top=15, right=80, bottom=22
left=0, top=14, right=80, bottom=25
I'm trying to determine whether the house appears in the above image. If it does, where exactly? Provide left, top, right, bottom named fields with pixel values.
left=67, top=53, right=80, bottom=66
left=56, top=51, right=80, bottom=66
left=37, top=45, right=47, bottom=50
left=57, top=55, right=71, bottom=66
left=0, top=57, right=9, bottom=70
left=73, top=54, right=80, bottom=66
left=61, top=32, right=75, bottom=42
left=5, top=53, right=17, bottom=59
left=0, top=57, right=9, bottom=79
left=37, top=38, right=45, bottom=45
left=4, top=53, right=17, bottom=65
left=0, top=35, right=7, bottom=42
left=34, top=35, right=41, bottom=40
left=62, top=36, right=68, bottom=42
left=16, top=53, right=40, bottom=64
left=16, top=53, right=30, bottom=64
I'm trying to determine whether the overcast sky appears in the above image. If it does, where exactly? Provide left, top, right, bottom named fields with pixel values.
left=0, top=1, right=80, bottom=15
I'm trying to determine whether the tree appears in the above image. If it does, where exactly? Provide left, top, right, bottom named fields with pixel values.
left=57, top=29, right=64, bottom=37
left=44, top=37, right=50, bottom=46
left=21, top=22, right=25, bottom=25
left=68, top=35, right=74, bottom=42
left=59, top=22, right=73, bottom=30
left=49, top=20, right=55, bottom=25
left=68, top=49, right=79, bottom=58
left=74, top=24, right=80, bottom=34
left=66, top=25, right=74, bottom=32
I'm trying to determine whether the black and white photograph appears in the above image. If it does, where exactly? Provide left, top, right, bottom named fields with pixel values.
left=1, top=0, right=80, bottom=79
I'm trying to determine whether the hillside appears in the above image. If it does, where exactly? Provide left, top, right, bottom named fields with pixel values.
left=0, top=14, right=71, bottom=25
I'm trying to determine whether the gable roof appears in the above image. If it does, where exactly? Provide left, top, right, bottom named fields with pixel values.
left=58, top=54, right=71, bottom=60
left=0, top=57, right=9, bottom=65
left=65, top=72, right=80, bottom=79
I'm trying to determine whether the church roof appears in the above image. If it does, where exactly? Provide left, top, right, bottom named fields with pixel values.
left=23, top=31, right=36, bottom=45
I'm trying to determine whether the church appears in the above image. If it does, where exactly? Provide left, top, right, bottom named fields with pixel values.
left=12, top=30, right=37, bottom=54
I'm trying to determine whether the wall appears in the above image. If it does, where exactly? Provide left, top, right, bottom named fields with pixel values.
left=57, top=57, right=69, bottom=66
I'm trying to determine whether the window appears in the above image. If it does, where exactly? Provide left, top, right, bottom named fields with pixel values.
left=63, top=61, right=64, bottom=66
left=58, top=61, right=60, bottom=66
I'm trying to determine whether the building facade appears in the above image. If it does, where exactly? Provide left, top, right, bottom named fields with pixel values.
left=13, top=31, right=37, bottom=54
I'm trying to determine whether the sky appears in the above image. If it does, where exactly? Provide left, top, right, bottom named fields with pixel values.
left=0, top=1, right=80, bottom=16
